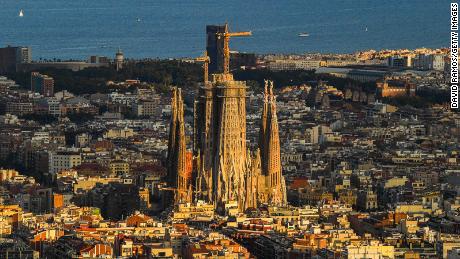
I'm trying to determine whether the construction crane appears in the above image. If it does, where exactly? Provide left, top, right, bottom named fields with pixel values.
left=195, top=51, right=210, bottom=83
left=217, top=23, right=252, bottom=74
left=159, top=187, right=177, bottom=191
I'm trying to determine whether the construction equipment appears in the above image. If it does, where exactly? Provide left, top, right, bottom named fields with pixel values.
left=195, top=51, right=210, bottom=83
left=159, top=187, right=177, bottom=191
left=217, top=23, right=252, bottom=74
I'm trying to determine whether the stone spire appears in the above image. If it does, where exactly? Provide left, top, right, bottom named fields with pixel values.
left=259, top=80, right=269, bottom=168
left=167, top=88, right=178, bottom=186
left=260, top=80, right=287, bottom=205
left=167, top=87, right=191, bottom=204
left=244, top=149, right=261, bottom=209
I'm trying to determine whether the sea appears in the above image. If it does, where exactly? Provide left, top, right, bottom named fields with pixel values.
left=0, top=0, right=451, bottom=60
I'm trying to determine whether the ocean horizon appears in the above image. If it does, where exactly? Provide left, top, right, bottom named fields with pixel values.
left=0, top=0, right=451, bottom=60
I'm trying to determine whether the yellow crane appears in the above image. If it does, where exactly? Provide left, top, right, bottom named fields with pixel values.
left=195, top=51, right=210, bottom=83
left=159, top=187, right=177, bottom=191
left=217, top=23, right=252, bottom=74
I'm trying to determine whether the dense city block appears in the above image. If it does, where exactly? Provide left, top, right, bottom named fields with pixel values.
left=0, top=23, right=458, bottom=259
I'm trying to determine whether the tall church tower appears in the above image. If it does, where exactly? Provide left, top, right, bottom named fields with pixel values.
left=260, top=80, right=287, bottom=206
left=192, top=24, right=286, bottom=213
left=193, top=79, right=215, bottom=203
left=212, top=73, right=248, bottom=211
left=167, top=88, right=178, bottom=186
left=167, top=87, right=192, bottom=204
left=194, top=72, right=249, bottom=211
left=194, top=24, right=251, bottom=212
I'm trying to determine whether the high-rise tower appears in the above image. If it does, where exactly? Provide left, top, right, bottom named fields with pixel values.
left=206, top=25, right=226, bottom=74
left=115, top=48, right=124, bottom=71
left=31, top=72, right=54, bottom=97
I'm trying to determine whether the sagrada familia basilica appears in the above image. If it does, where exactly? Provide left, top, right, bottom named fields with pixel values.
left=167, top=24, right=287, bottom=213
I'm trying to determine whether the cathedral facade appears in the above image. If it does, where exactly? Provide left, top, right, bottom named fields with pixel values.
left=167, top=24, right=286, bottom=213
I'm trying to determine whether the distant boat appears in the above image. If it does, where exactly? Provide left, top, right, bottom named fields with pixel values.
left=365, top=26, right=368, bottom=32
left=298, top=32, right=309, bottom=37
left=19, top=9, right=24, bottom=17
left=136, top=18, right=141, bottom=22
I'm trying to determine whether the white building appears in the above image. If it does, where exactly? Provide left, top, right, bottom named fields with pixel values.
left=268, top=59, right=323, bottom=71
left=46, top=97, right=61, bottom=116
left=413, top=54, right=446, bottom=71
left=49, top=150, right=82, bottom=176
left=109, top=92, right=137, bottom=106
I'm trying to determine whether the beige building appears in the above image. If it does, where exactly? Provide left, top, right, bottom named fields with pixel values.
left=400, top=219, right=419, bottom=234
left=345, top=243, right=395, bottom=259
left=172, top=202, right=214, bottom=221
left=103, top=128, right=134, bottom=139
left=395, top=204, right=432, bottom=215
left=133, top=100, right=160, bottom=117
left=109, top=160, right=130, bottom=175
left=384, top=177, right=408, bottom=189
left=73, top=177, right=123, bottom=193
left=0, top=205, right=23, bottom=235
left=139, top=188, right=150, bottom=210
left=0, top=169, right=19, bottom=182
left=146, top=243, right=173, bottom=257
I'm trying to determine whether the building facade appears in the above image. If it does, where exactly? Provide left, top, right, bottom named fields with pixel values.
left=49, top=151, right=82, bottom=176
left=31, top=72, right=54, bottom=97
left=0, top=46, right=31, bottom=74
